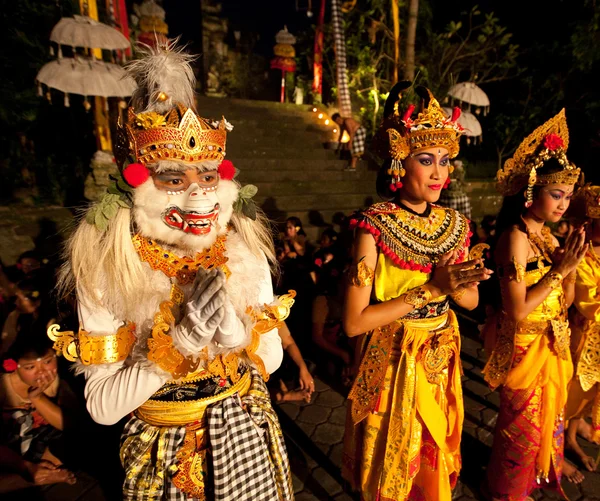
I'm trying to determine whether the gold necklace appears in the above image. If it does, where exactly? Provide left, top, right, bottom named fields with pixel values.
left=524, top=223, right=555, bottom=264
left=132, top=234, right=230, bottom=285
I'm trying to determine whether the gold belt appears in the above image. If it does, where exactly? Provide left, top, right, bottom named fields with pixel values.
left=135, top=370, right=252, bottom=426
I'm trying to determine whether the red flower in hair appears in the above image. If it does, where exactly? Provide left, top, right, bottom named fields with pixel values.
left=3, top=359, right=18, bottom=372
left=314, top=258, right=323, bottom=267
left=123, top=163, right=150, bottom=187
left=218, top=160, right=236, bottom=180
left=543, top=133, right=564, bottom=151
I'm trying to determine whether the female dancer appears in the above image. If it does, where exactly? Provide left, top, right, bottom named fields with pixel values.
left=484, top=109, right=586, bottom=499
left=342, top=84, right=493, bottom=501
left=564, top=184, right=600, bottom=472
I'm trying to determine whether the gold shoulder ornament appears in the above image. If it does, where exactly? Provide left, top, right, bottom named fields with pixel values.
left=348, top=257, right=374, bottom=288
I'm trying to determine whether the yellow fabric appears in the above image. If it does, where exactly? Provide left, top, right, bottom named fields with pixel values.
left=565, top=250, right=600, bottom=443
left=574, top=248, right=600, bottom=323
left=374, top=253, right=429, bottom=302
left=345, top=310, right=462, bottom=501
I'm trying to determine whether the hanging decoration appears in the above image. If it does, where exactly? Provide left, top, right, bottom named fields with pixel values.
left=270, top=27, right=297, bottom=103
left=331, top=0, right=352, bottom=117
left=311, top=0, right=326, bottom=103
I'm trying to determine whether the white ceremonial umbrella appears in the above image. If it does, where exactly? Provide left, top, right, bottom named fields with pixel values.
left=447, top=82, right=490, bottom=107
left=50, top=15, right=130, bottom=51
left=37, top=58, right=136, bottom=98
left=444, top=107, right=483, bottom=143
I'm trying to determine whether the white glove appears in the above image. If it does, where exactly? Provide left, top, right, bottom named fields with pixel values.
left=171, top=270, right=226, bottom=355
left=213, top=298, right=247, bottom=348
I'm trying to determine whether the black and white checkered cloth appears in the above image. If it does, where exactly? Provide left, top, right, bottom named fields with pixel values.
left=209, top=369, right=294, bottom=501
left=332, top=0, right=352, bottom=117
left=121, top=418, right=186, bottom=500
left=437, top=192, right=472, bottom=219
left=351, top=126, right=366, bottom=157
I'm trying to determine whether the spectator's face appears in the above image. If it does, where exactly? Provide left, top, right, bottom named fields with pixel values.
left=286, top=221, right=299, bottom=238
left=16, top=351, right=57, bottom=387
left=530, top=184, right=574, bottom=223
left=321, top=235, right=332, bottom=247
left=15, top=291, right=39, bottom=314
left=402, top=147, right=450, bottom=203
left=557, top=221, right=569, bottom=236
left=20, top=258, right=40, bottom=275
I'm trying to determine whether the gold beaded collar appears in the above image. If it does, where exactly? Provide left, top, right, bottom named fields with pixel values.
left=132, top=233, right=230, bottom=285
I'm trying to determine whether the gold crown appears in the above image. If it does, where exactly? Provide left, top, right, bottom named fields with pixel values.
left=497, top=109, right=580, bottom=196
left=115, top=104, right=227, bottom=168
left=386, top=90, right=463, bottom=161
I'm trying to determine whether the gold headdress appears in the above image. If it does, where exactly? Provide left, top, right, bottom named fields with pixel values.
left=115, top=41, right=228, bottom=170
left=569, top=184, right=600, bottom=220
left=374, top=84, right=464, bottom=191
left=496, top=109, right=580, bottom=205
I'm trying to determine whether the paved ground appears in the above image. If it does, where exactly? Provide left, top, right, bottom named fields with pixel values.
left=276, top=312, right=600, bottom=500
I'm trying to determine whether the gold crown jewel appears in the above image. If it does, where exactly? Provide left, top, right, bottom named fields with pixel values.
left=496, top=109, right=580, bottom=198
left=386, top=88, right=464, bottom=161
left=116, top=104, right=228, bottom=168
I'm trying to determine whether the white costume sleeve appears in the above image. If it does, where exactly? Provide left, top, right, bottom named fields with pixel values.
left=252, top=256, right=284, bottom=375
left=78, top=294, right=170, bottom=426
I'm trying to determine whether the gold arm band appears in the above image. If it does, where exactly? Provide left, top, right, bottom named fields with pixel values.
left=48, top=323, right=136, bottom=365
left=403, top=286, right=432, bottom=309
left=348, top=257, right=374, bottom=288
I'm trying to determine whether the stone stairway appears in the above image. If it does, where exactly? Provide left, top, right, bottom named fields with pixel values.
left=196, top=97, right=379, bottom=239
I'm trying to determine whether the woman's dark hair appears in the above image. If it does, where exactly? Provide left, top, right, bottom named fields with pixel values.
left=286, top=217, right=306, bottom=237
left=320, top=228, right=338, bottom=242
left=495, top=157, right=565, bottom=237
left=7, top=328, right=54, bottom=362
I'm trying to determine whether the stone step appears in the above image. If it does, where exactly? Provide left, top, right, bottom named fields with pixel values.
left=226, top=146, right=336, bottom=160
left=256, top=192, right=377, bottom=212
left=238, top=168, right=376, bottom=184
left=231, top=158, right=349, bottom=172
left=251, top=179, right=378, bottom=197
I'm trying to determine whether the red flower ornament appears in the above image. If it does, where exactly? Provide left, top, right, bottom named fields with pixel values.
left=3, top=358, right=18, bottom=372
left=123, top=163, right=150, bottom=187
left=218, top=160, right=236, bottom=180
left=314, top=258, right=323, bottom=267
left=543, top=133, right=564, bottom=151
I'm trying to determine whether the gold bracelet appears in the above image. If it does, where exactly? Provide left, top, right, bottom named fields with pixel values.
left=564, top=273, right=577, bottom=285
left=540, top=271, right=563, bottom=290
left=451, top=288, right=467, bottom=301
left=404, top=286, right=432, bottom=309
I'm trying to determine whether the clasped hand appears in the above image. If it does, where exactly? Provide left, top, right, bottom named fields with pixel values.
left=428, top=249, right=493, bottom=297
left=552, top=225, right=588, bottom=276
left=172, top=270, right=244, bottom=354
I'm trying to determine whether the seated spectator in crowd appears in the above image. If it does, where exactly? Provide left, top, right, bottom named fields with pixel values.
left=477, top=215, right=497, bottom=244
left=1, top=278, right=45, bottom=357
left=283, top=217, right=308, bottom=259
left=468, top=221, right=480, bottom=247
left=311, top=229, right=353, bottom=387
left=269, top=322, right=315, bottom=403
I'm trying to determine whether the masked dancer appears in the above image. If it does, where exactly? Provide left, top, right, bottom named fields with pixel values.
left=49, top=42, right=294, bottom=501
